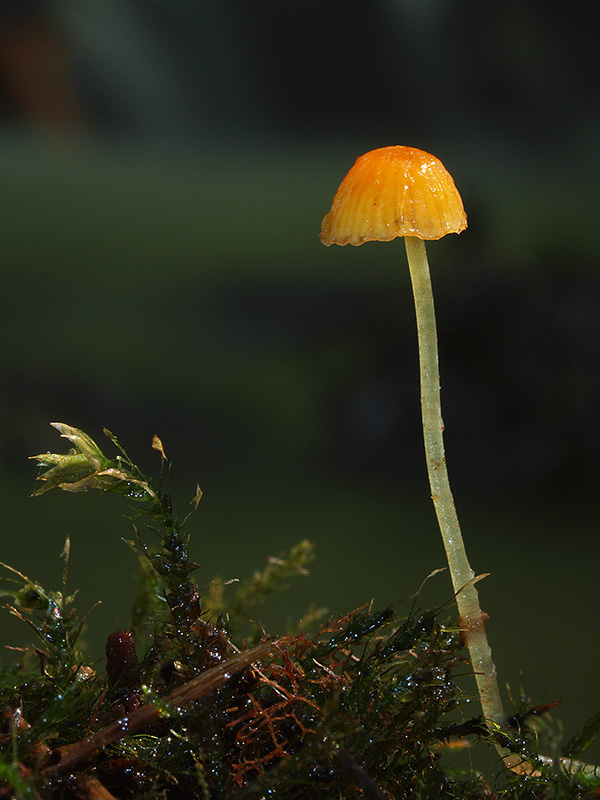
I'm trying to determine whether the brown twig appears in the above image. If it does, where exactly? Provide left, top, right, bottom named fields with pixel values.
left=43, top=642, right=271, bottom=777
left=74, top=774, right=119, bottom=800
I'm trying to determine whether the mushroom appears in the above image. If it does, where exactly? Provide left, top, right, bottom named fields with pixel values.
left=319, top=145, right=506, bottom=732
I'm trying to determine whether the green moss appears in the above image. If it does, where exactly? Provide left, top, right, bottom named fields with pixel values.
left=1, top=425, right=599, bottom=798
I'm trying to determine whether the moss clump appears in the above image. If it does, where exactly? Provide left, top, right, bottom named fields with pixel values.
left=1, top=425, right=599, bottom=798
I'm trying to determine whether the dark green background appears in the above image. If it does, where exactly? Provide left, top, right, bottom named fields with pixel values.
left=1, top=0, right=599, bottom=761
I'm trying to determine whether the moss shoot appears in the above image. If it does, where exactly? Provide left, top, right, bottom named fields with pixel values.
left=1, top=425, right=599, bottom=799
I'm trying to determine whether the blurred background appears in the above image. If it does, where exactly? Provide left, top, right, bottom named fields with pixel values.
left=1, top=0, right=599, bottom=760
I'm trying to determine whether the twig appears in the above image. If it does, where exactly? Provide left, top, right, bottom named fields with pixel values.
left=43, top=642, right=271, bottom=777
left=74, top=774, right=119, bottom=800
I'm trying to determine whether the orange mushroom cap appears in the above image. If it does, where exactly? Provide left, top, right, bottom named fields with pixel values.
left=319, top=146, right=467, bottom=246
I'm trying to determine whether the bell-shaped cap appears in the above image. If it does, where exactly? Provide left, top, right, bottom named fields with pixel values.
left=320, top=146, right=467, bottom=246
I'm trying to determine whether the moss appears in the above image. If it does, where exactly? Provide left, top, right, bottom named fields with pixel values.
left=1, top=425, right=599, bottom=799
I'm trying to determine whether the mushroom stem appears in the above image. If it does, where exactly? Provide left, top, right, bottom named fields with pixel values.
left=404, top=235, right=506, bottom=730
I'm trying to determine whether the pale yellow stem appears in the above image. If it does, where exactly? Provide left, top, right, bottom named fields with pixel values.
left=402, top=237, right=599, bottom=776
left=404, top=236, right=506, bottom=730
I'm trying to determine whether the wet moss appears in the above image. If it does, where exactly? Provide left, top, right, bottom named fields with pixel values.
left=1, top=426, right=599, bottom=799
